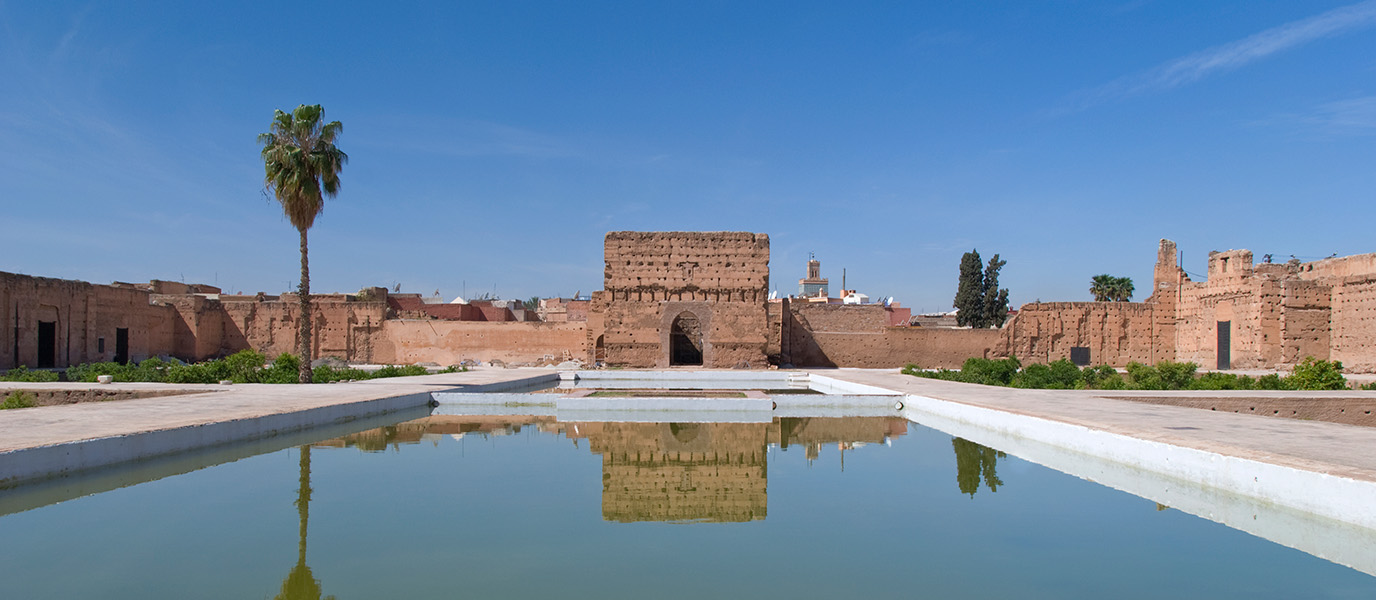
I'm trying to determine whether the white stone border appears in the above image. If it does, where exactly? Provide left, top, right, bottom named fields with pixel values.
left=901, top=393, right=1376, bottom=532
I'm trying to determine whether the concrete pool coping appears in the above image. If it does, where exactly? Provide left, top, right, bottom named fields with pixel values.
left=4, top=366, right=1376, bottom=531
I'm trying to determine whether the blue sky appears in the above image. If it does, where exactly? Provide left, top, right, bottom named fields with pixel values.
left=2, top=1, right=1373, bottom=313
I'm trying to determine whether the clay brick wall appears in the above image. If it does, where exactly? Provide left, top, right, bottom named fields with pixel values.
left=0, top=271, right=180, bottom=369
left=373, top=320, right=587, bottom=365
left=594, top=232, right=770, bottom=368
left=998, top=301, right=1159, bottom=366
left=1280, top=279, right=1331, bottom=365
left=776, top=300, right=999, bottom=368
left=219, top=296, right=388, bottom=362
left=1329, top=276, right=1376, bottom=372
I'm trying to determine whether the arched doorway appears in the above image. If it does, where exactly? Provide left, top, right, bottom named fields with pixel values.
left=594, top=335, right=606, bottom=364
left=669, top=312, right=703, bottom=366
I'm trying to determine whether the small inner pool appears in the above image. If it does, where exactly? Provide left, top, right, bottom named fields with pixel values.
left=1, top=408, right=1374, bottom=599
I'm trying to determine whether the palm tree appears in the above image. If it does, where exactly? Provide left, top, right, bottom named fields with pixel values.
left=259, top=105, right=347, bottom=383
left=275, top=445, right=334, bottom=600
left=1090, top=274, right=1135, bottom=302
left=1089, top=274, right=1115, bottom=302
left=1111, top=276, right=1135, bottom=302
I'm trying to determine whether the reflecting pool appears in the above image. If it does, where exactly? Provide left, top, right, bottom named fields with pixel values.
left=1, top=414, right=1374, bottom=599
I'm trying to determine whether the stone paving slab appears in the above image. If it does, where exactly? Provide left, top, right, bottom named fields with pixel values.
left=0, top=368, right=555, bottom=454
left=812, top=368, right=1376, bottom=483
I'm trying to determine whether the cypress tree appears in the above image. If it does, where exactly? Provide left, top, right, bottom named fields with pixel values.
left=954, top=250, right=984, bottom=327
left=954, top=249, right=1011, bottom=328
left=982, top=254, right=1010, bottom=327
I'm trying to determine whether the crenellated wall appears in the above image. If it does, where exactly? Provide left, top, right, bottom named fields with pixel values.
left=998, top=301, right=1159, bottom=366
left=591, top=232, right=771, bottom=368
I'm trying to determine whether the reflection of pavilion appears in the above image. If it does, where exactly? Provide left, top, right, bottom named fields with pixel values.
left=571, top=421, right=771, bottom=523
left=565, top=417, right=908, bottom=523
left=316, top=415, right=907, bottom=524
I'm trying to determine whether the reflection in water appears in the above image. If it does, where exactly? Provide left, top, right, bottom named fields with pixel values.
left=952, top=437, right=1006, bottom=498
left=316, top=416, right=908, bottom=524
left=275, top=446, right=334, bottom=600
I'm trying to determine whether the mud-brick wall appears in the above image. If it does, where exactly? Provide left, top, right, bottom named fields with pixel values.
left=219, top=296, right=389, bottom=362
left=998, top=302, right=1158, bottom=367
left=794, top=327, right=1001, bottom=368
left=1280, top=279, right=1332, bottom=366
left=777, top=301, right=999, bottom=368
left=1330, top=276, right=1376, bottom=372
left=0, top=271, right=179, bottom=368
left=375, top=320, right=588, bottom=365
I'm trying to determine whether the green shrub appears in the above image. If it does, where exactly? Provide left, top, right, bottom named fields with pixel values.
left=1125, top=361, right=1198, bottom=390
left=372, top=364, right=428, bottom=378
left=1189, top=372, right=1257, bottom=390
left=1286, top=357, right=1346, bottom=390
left=254, top=353, right=301, bottom=384
left=1, top=390, right=37, bottom=409
left=1080, top=365, right=1125, bottom=389
left=0, top=365, right=59, bottom=382
left=224, top=350, right=266, bottom=382
left=1256, top=373, right=1287, bottom=390
left=962, top=356, right=1021, bottom=386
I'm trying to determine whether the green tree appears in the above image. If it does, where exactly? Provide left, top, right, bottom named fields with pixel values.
left=954, top=250, right=985, bottom=327
left=1286, top=357, right=1346, bottom=390
left=952, top=437, right=1007, bottom=497
left=1111, top=276, right=1135, bottom=302
left=1090, top=274, right=1116, bottom=302
left=274, top=445, right=335, bottom=600
left=982, top=254, right=1010, bottom=327
left=954, top=250, right=1010, bottom=328
left=523, top=296, right=542, bottom=311
left=1090, top=274, right=1135, bottom=302
left=259, top=105, right=348, bottom=384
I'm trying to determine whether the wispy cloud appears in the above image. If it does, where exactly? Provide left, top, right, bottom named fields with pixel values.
left=1256, top=95, right=1376, bottom=136
left=1063, top=0, right=1376, bottom=112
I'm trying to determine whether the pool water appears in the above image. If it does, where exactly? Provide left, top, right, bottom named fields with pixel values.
left=1, top=413, right=1373, bottom=599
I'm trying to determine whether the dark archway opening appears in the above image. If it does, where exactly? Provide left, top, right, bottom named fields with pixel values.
left=594, top=335, right=606, bottom=364
left=36, top=321, right=56, bottom=368
left=669, top=312, right=703, bottom=366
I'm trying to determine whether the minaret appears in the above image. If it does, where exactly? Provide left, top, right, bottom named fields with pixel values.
left=798, top=253, right=829, bottom=298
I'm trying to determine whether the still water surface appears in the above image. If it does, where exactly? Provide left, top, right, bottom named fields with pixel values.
left=1, top=414, right=1373, bottom=599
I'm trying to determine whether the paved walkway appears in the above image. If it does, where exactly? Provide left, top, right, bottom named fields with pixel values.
left=814, top=368, right=1376, bottom=483
left=0, top=368, right=554, bottom=454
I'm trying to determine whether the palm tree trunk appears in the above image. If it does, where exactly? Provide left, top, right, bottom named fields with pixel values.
left=298, top=227, right=313, bottom=384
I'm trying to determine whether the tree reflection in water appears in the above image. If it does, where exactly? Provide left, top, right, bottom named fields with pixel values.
left=275, top=445, right=335, bottom=600
left=952, top=437, right=1006, bottom=497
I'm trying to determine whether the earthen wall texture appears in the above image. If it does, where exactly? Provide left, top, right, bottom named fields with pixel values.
left=374, top=320, right=587, bottom=365
left=998, top=302, right=1159, bottom=366
left=0, top=271, right=180, bottom=369
left=594, top=232, right=770, bottom=368
left=777, top=301, right=999, bottom=368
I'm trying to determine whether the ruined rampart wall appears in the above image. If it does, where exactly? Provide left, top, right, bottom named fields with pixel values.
left=219, top=296, right=388, bottom=362
left=1281, top=279, right=1332, bottom=366
left=998, top=302, right=1158, bottom=366
left=595, top=232, right=770, bottom=368
left=1329, top=276, right=1376, bottom=372
left=775, top=301, right=998, bottom=368
left=1294, top=253, right=1376, bottom=281
left=0, top=271, right=179, bottom=369
left=374, top=320, right=587, bottom=365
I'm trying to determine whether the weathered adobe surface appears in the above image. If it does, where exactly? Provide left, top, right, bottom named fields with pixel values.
left=594, top=232, right=771, bottom=368
left=772, top=300, right=998, bottom=368
left=0, top=388, right=219, bottom=407
left=1101, top=395, right=1376, bottom=428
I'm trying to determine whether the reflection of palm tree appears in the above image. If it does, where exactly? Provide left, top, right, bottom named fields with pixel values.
left=952, top=437, right=1007, bottom=498
left=275, top=446, right=335, bottom=600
